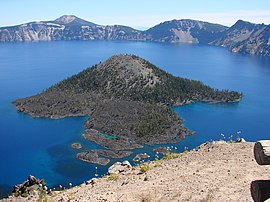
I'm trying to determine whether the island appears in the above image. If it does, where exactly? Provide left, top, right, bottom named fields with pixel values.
left=13, top=54, right=242, bottom=164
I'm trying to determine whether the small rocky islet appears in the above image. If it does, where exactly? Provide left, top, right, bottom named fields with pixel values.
left=13, top=54, right=242, bottom=165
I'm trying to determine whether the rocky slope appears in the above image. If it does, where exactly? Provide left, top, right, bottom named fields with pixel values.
left=13, top=54, right=241, bottom=164
left=211, top=20, right=270, bottom=56
left=144, top=19, right=227, bottom=44
left=2, top=141, right=270, bottom=202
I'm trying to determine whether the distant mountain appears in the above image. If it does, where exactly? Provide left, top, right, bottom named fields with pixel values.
left=211, top=20, right=270, bottom=56
left=0, top=15, right=269, bottom=56
left=53, top=15, right=97, bottom=26
left=0, top=15, right=141, bottom=42
left=0, top=16, right=227, bottom=44
left=144, top=19, right=227, bottom=44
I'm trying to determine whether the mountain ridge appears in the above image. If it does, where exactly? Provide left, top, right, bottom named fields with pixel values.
left=211, top=19, right=270, bottom=55
left=0, top=15, right=269, bottom=56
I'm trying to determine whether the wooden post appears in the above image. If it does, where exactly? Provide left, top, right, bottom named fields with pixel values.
left=254, top=140, right=270, bottom=165
left=251, top=180, right=270, bottom=202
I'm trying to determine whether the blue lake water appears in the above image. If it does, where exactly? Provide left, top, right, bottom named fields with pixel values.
left=0, top=40, right=270, bottom=197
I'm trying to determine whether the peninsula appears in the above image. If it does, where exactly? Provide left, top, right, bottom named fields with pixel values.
left=13, top=54, right=242, bottom=164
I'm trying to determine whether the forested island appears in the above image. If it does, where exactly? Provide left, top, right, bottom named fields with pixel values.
left=14, top=54, right=242, bottom=165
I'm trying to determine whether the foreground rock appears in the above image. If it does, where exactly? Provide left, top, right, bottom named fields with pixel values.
left=108, top=161, right=132, bottom=175
left=11, top=175, right=46, bottom=198
left=3, top=142, right=270, bottom=202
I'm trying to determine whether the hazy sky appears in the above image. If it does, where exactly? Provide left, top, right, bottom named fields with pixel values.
left=1, top=0, right=270, bottom=29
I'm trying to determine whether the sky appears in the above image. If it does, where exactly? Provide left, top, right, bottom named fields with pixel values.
left=1, top=0, right=270, bottom=29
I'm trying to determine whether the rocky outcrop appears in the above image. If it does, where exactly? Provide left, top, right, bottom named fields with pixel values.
left=11, top=175, right=46, bottom=198
left=108, top=161, right=132, bottom=175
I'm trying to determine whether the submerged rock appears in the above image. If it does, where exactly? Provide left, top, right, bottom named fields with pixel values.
left=71, top=143, right=82, bottom=149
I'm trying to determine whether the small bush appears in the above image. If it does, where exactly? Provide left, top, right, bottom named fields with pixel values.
left=107, top=174, right=120, bottom=181
left=38, top=189, right=48, bottom=202
left=163, top=152, right=180, bottom=160
left=140, top=165, right=150, bottom=173
left=21, top=192, right=29, bottom=198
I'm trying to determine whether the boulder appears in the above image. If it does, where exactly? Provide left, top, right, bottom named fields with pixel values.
left=108, top=161, right=132, bottom=175
left=122, top=160, right=132, bottom=168
left=237, top=138, right=246, bottom=142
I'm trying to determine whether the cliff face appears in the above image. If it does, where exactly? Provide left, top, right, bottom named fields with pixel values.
left=144, top=19, right=227, bottom=44
left=211, top=20, right=270, bottom=56
left=0, top=15, right=142, bottom=42
left=0, top=15, right=269, bottom=56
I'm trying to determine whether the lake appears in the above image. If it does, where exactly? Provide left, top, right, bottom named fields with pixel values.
left=0, top=40, right=270, bottom=197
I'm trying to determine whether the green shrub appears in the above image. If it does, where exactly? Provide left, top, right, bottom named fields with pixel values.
left=107, top=174, right=120, bottom=181
left=154, top=162, right=161, bottom=167
left=163, top=153, right=180, bottom=160
left=140, top=165, right=150, bottom=173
